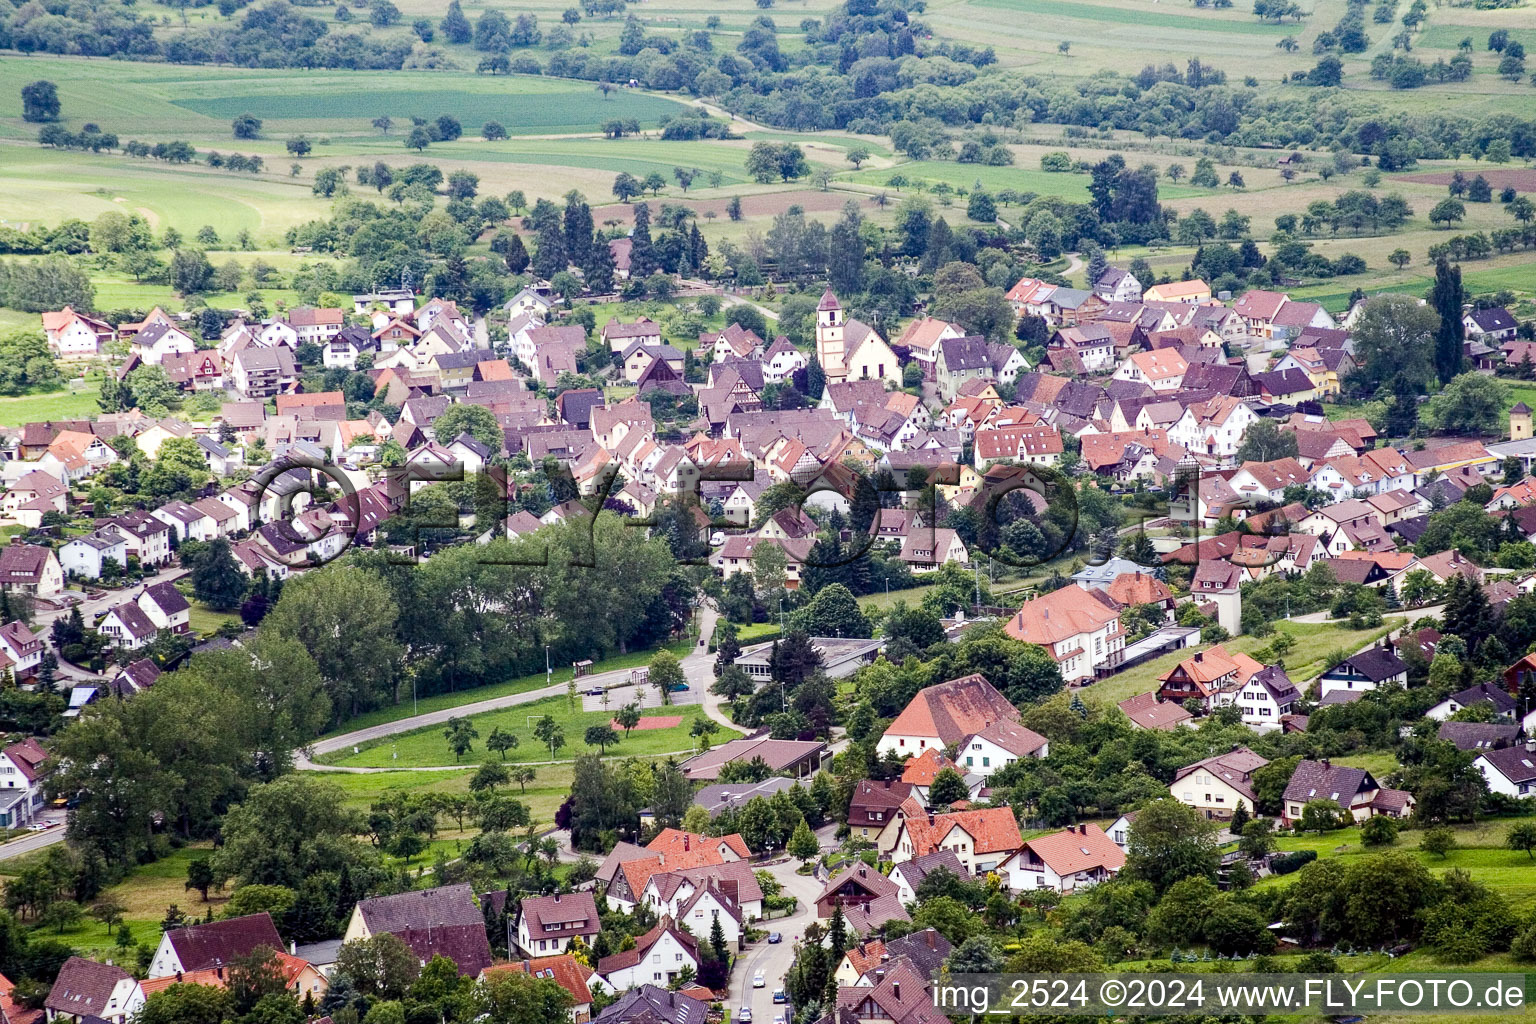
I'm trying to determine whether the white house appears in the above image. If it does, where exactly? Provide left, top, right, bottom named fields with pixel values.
left=1170, top=747, right=1267, bottom=821
left=153, top=500, right=219, bottom=543
left=0, top=738, right=48, bottom=827
left=1317, top=645, right=1408, bottom=699
left=44, top=955, right=144, bottom=1024
left=60, top=529, right=130, bottom=579
left=136, top=581, right=190, bottom=634
left=130, top=321, right=197, bottom=365
left=516, top=892, right=599, bottom=957
left=1223, top=665, right=1299, bottom=731
left=0, top=620, right=45, bottom=681
left=98, top=601, right=159, bottom=650
left=956, top=720, right=1049, bottom=776
left=1474, top=744, right=1536, bottom=798
left=762, top=336, right=808, bottom=384
left=592, top=919, right=700, bottom=993
left=42, top=307, right=115, bottom=359
left=999, top=823, right=1125, bottom=894
left=641, top=875, right=746, bottom=947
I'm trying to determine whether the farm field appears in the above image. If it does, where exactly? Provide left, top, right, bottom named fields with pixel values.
left=320, top=692, right=734, bottom=769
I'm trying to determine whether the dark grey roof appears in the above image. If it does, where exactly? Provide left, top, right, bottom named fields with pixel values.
left=1448, top=681, right=1517, bottom=716
left=1329, top=647, right=1407, bottom=682
left=1478, top=745, right=1536, bottom=784
left=938, top=335, right=992, bottom=372
left=1283, top=759, right=1375, bottom=809
left=1469, top=307, right=1516, bottom=332
left=594, top=986, right=709, bottom=1024
left=880, top=927, right=954, bottom=982
left=1437, top=721, right=1520, bottom=751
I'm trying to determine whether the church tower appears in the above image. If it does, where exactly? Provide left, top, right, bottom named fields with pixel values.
left=815, top=289, right=846, bottom=379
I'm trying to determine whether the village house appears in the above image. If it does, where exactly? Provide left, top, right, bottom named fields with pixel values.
left=1317, top=644, right=1408, bottom=699
left=516, top=892, right=600, bottom=957
left=891, top=806, right=1023, bottom=874
left=1143, top=280, right=1211, bottom=304
left=956, top=719, right=1049, bottom=777
left=148, top=913, right=285, bottom=978
left=1118, top=692, right=1193, bottom=731
left=1171, top=747, right=1267, bottom=820
left=42, top=307, right=115, bottom=359
left=44, top=957, right=143, bottom=1024
left=999, top=823, right=1124, bottom=894
left=1464, top=307, right=1519, bottom=345
left=1004, top=586, right=1124, bottom=684
left=60, top=528, right=130, bottom=580
left=1156, top=644, right=1266, bottom=711
left=0, top=738, right=48, bottom=827
left=130, top=320, right=197, bottom=365
left=846, top=778, right=917, bottom=847
left=1228, top=664, right=1300, bottom=730
left=876, top=674, right=1019, bottom=758
left=592, top=919, right=700, bottom=993
left=345, top=883, right=494, bottom=976
left=1474, top=743, right=1536, bottom=797
left=479, top=957, right=595, bottom=1023
left=1281, top=759, right=1414, bottom=826
left=0, top=543, right=64, bottom=598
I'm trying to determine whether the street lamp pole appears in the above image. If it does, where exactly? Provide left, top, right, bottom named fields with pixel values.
left=545, top=644, right=551, bottom=685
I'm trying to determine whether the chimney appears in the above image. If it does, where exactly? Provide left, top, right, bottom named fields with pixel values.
left=289, top=941, right=296, bottom=956
left=893, top=982, right=901, bottom=1001
left=927, top=813, right=935, bottom=825
left=858, top=866, right=866, bottom=878
left=553, top=892, right=560, bottom=903
left=1319, top=758, right=1330, bottom=769
left=924, top=928, right=937, bottom=949
left=683, top=834, right=690, bottom=851
left=176, top=972, right=183, bottom=983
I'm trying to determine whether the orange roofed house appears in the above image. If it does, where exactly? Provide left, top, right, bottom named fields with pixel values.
left=597, top=829, right=750, bottom=912
left=890, top=806, right=1023, bottom=874
left=1156, top=644, right=1266, bottom=712
left=999, top=822, right=1125, bottom=893
left=480, top=956, right=594, bottom=1022
left=875, top=674, right=1019, bottom=759
left=1004, top=586, right=1125, bottom=684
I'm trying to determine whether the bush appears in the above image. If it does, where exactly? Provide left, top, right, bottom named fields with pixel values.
left=1268, top=849, right=1317, bottom=876
left=1360, top=814, right=1399, bottom=846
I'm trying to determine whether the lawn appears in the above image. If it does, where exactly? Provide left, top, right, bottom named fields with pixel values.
left=318, top=761, right=576, bottom=827
left=0, top=389, right=100, bottom=427
left=1083, top=616, right=1406, bottom=708
left=185, top=599, right=241, bottom=638
left=1261, top=819, right=1536, bottom=912
left=318, top=691, right=735, bottom=769
left=319, top=637, right=694, bottom=737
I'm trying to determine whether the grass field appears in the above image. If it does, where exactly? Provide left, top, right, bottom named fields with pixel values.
left=319, top=692, right=734, bottom=769
left=1262, top=819, right=1536, bottom=913
left=320, top=637, right=694, bottom=737
left=0, top=389, right=100, bottom=427
left=1083, top=617, right=1405, bottom=708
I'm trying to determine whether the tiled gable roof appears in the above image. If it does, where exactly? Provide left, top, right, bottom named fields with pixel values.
left=166, top=913, right=284, bottom=971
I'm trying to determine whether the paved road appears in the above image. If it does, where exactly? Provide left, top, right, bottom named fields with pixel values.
left=0, top=811, right=68, bottom=862
left=33, top=567, right=189, bottom=682
left=730, top=826, right=836, bottom=1024
left=298, top=603, right=729, bottom=769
